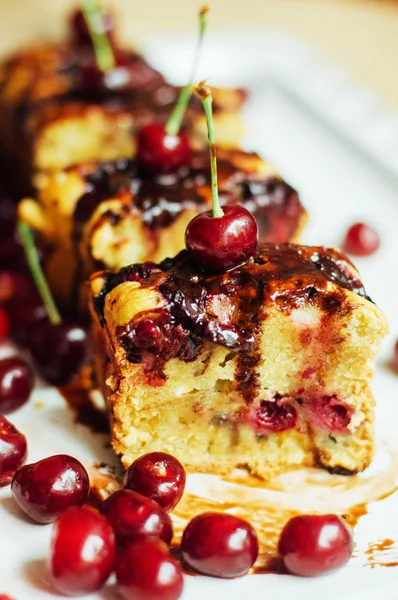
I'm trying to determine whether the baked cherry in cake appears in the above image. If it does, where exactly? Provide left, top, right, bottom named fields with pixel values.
left=278, top=514, right=354, bottom=576
left=50, top=507, right=116, bottom=595
left=124, top=451, right=186, bottom=511
left=11, top=454, right=90, bottom=523
left=0, top=416, right=27, bottom=486
left=181, top=512, right=258, bottom=578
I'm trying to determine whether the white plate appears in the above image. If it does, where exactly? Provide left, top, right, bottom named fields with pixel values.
left=2, top=31, right=398, bottom=600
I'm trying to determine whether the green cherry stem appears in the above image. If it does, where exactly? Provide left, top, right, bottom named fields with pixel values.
left=17, top=221, right=62, bottom=326
left=79, top=0, right=115, bottom=72
left=165, top=5, right=209, bottom=136
left=194, top=81, right=223, bottom=219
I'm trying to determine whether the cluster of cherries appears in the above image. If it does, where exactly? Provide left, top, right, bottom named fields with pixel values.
left=0, top=427, right=354, bottom=598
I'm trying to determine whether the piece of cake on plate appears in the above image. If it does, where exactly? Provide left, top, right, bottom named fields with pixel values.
left=89, top=243, right=388, bottom=479
left=19, top=148, right=306, bottom=310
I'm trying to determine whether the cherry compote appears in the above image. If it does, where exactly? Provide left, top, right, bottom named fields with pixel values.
left=11, top=454, right=90, bottom=523
left=124, top=452, right=186, bottom=512
left=181, top=512, right=258, bottom=578
left=0, top=416, right=27, bottom=486
left=50, top=507, right=116, bottom=595
left=278, top=514, right=354, bottom=576
left=116, top=538, right=184, bottom=600
left=101, top=489, right=173, bottom=548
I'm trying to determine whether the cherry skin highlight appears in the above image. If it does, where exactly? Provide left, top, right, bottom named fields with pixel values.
left=11, top=454, right=90, bottom=523
left=343, top=222, right=379, bottom=257
left=124, top=452, right=186, bottom=512
left=278, top=514, right=354, bottom=576
left=116, top=538, right=184, bottom=600
left=181, top=511, right=259, bottom=578
left=185, top=204, right=259, bottom=273
left=27, top=322, right=89, bottom=386
left=50, top=507, right=116, bottom=595
left=0, top=416, right=27, bottom=486
left=137, top=123, right=191, bottom=174
left=101, top=489, right=173, bottom=548
left=0, top=357, right=34, bottom=414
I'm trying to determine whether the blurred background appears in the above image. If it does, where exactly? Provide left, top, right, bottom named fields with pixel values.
left=0, top=0, right=398, bottom=107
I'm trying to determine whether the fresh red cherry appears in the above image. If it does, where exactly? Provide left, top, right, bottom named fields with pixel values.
left=11, top=454, right=90, bottom=523
left=185, top=204, right=258, bottom=273
left=0, top=416, right=27, bottom=486
left=124, top=452, right=186, bottom=512
left=278, top=514, right=354, bottom=576
left=0, top=306, right=9, bottom=342
left=27, top=322, right=89, bottom=386
left=343, top=222, right=379, bottom=256
left=116, top=538, right=184, bottom=600
left=137, top=123, right=191, bottom=175
left=0, top=356, right=34, bottom=414
left=101, top=489, right=173, bottom=548
left=70, top=8, right=115, bottom=49
left=50, top=507, right=116, bottom=595
left=181, top=512, right=259, bottom=578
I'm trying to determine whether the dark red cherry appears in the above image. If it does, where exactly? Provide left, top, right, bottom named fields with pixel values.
left=8, top=293, right=48, bottom=347
left=254, top=400, right=297, bottom=433
left=0, top=270, right=33, bottom=304
left=278, top=514, right=354, bottom=576
left=137, top=123, right=191, bottom=174
left=0, top=306, right=9, bottom=342
left=0, top=356, right=34, bottom=414
left=50, top=507, right=116, bottom=595
left=11, top=454, right=90, bottom=523
left=70, top=8, right=115, bottom=49
left=124, top=452, right=186, bottom=512
left=0, top=416, right=27, bottom=486
left=116, top=538, right=184, bottom=600
left=101, top=489, right=173, bottom=548
left=27, top=322, right=89, bottom=386
left=343, top=222, right=379, bottom=256
left=181, top=512, right=258, bottom=578
left=185, top=204, right=258, bottom=273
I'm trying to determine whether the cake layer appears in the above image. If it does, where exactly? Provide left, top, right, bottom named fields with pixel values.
left=0, top=42, right=245, bottom=193
left=20, top=149, right=306, bottom=311
left=89, top=244, right=388, bottom=479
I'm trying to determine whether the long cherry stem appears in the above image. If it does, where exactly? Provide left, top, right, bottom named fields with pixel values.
left=194, top=81, right=224, bottom=219
left=80, top=0, right=115, bottom=72
left=165, top=5, right=209, bottom=136
left=17, top=221, right=62, bottom=326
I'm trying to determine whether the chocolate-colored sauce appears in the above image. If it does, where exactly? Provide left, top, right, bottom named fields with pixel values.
left=95, top=244, right=368, bottom=389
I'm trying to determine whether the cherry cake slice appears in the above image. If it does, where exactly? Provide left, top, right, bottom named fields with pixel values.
left=20, top=149, right=306, bottom=311
left=89, top=243, right=388, bottom=479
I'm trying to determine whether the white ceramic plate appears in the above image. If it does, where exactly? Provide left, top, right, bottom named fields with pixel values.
left=2, top=31, right=398, bottom=600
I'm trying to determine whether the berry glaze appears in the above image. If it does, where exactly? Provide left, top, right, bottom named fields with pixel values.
left=72, top=150, right=303, bottom=257
left=94, top=244, right=367, bottom=452
left=0, top=416, right=27, bottom=485
left=11, top=454, right=90, bottom=523
left=278, top=514, right=354, bottom=576
left=124, top=451, right=186, bottom=511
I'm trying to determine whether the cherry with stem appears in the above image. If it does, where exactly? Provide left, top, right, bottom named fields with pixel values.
left=185, top=82, right=258, bottom=273
left=137, top=6, right=209, bottom=174
left=79, top=1, right=115, bottom=72
left=17, top=222, right=89, bottom=386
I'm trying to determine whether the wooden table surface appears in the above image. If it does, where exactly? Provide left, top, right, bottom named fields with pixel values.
left=1, top=0, right=398, bottom=108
